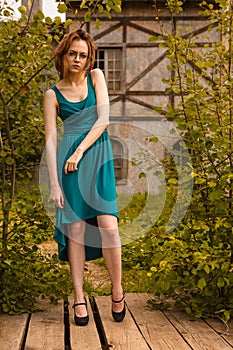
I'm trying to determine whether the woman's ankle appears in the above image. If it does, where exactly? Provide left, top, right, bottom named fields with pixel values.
left=111, top=285, right=124, bottom=298
left=74, top=291, right=85, bottom=302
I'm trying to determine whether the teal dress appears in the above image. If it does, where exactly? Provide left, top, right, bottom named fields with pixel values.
left=52, top=72, right=118, bottom=261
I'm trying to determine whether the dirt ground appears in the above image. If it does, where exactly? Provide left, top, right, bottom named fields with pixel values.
left=40, top=241, right=111, bottom=290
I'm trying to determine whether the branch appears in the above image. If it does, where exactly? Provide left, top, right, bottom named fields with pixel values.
left=6, top=57, right=54, bottom=105
left=0, top=91, right=16, bottom=241
left=21, top=0, right=36, bottom=36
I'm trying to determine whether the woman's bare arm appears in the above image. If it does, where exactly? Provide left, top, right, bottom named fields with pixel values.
left=44, top=89, right=64, bottom=208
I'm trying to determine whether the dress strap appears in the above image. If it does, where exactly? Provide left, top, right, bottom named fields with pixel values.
left=87, top=71, right=94, bottom=89
left=51, top=85, right=64, bottom=102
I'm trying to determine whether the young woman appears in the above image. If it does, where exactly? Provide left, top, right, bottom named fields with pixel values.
left=43, top=29, right=125, bottom=326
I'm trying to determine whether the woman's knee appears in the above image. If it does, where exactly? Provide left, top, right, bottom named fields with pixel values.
left=97, top=215, right=120, bottom=248
left=101, top=229, right=121, bottom=248
left=67, top=221, right=86, bottom=244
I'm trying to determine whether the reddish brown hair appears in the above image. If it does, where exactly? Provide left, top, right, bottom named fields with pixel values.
left=54, top=29, right=96, bottom=77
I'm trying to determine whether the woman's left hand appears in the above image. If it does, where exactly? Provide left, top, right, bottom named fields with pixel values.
left=64, top=148, right=84, bottom=174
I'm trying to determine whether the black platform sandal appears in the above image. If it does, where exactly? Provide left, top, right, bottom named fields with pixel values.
left=72, top=296, right=89, bottom=326
left=112, top=292, right=126, bottom=322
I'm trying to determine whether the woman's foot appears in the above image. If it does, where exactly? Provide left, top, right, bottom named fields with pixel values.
left=73, top=295, right=89, bottom=326
left=111, top=288, right=126, bottom=322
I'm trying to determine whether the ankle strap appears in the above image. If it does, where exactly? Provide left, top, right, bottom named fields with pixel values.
left=73, top=302, right=87, bottom=308
left=112, top=292, right=125, bottom=304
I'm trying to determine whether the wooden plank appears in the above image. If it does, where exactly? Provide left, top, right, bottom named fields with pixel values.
left=126, top=293, right=191, bottom=350
left=164, top=310, right=233, bottom=350
left=25, top=299, right=64, bottom=350
left=68, top=295, right=102, bottom=350
left=95, top=295, right=149, bottom=350
left=205, top=318, right=233, bottom=347
left=0, top=313, right=29, bottom=350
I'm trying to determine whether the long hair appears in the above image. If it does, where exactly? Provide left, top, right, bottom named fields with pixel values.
left=54, top=29, right=96, bottom=78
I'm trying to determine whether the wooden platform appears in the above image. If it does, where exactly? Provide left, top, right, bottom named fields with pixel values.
left=0, top=293, right=233, bottom=350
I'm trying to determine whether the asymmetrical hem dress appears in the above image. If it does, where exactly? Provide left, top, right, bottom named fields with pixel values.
left=51, top=71, right=119, bottom=262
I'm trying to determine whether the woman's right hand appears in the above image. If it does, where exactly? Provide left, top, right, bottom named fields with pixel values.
left=50, top=185, right=64, bottom=209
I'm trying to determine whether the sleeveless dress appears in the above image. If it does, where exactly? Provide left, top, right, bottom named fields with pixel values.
left=51, top=72, right=118, bottom=261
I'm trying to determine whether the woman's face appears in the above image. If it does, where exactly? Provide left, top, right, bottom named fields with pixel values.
left=65, top=39, right=89, bottom=74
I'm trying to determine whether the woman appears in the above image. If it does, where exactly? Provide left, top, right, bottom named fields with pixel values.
left=43, top=28, right=125, bottom=326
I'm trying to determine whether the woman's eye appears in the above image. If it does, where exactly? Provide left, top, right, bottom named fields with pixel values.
left=68, top=52, right=87, bottom=58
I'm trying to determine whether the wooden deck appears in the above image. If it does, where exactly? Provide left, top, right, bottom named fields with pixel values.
left=0, top=293, right=233, bottom=350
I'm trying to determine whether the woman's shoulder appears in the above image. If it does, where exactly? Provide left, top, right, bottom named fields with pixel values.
left=44, top=88, right=58, bottom=105
left=91, top=68, right=104, bottom=75
left=44, top=87, right=56, bottom=96
left=90, top=68, right=105, bottom=86
left=90, top=68, right=105, bottom=83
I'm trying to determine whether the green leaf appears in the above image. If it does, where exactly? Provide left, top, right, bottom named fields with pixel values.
left=84, top=11, right=91, bottom=22
left=113, top=4, right=121, bottom=12
left=149, top=35, right=163, bottom=42
left=36, top=10, right=44, bottom=20
left=217, top=277, right=224, bottom=288
left=149, top=136, right=159, bottom=143
left=172, top=87, right=180, bottom=94
left=54, top=16, right=61, bottom=24
left=103, top=10, right=111, bottom=19
left=223, top=311, right=231, bottom=322
left=58, top=3, right=67, bottom=13
left=168, top=178, right=178, bottom=185
left=45, top=17, right=53, bottom=25
left=197, top=277, right=207, bottom=290
left=18, top=5, right=26, bottom=14
left=80, top=0, right=87, bottom=9
left=64, top=19, right=73, bottom=29
left=139, top=172, right=146, bottom=179
left=95, top=18, right=101, bottom=29
left=5, top=157, right=14, bottom=165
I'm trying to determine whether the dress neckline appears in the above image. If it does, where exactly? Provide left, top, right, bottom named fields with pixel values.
left=54, top=73, right=89, bottom=104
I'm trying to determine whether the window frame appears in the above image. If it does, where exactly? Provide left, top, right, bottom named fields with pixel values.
left=95, top=47, right=123, bottom=93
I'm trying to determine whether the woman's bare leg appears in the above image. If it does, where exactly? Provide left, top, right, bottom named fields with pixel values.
left=67, top=221, right=87, bottom=317
left=97, top=215, right=124, bottom=313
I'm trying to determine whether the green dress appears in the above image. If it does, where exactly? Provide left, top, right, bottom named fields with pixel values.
left=51, top=72, right=118, bottom=261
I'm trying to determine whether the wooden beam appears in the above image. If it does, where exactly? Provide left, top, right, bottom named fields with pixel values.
left=126, top=51, right=168, bottom=90
left=182, top=21, right=218, bottom=40
left=164, top=310, right=233, bottom=350
left=110, top=95, right=123, bottom=103
left=110, top=115, right=164, bottom=121
left=205, top=318, right=233, bottom=348
left=107, top=16, right=211, bottom=21
left=126, top=90, right=169, bottom=96
left=127, top=21, right=163, bottom=37
left=68, top=296, right=102, bottom=350
left=126, top=293, right=191, bottom=350
left=126, top=96, right=155, bottom=110
left=25, top=299, right=64, bottom=350
left=95, top=295, right=149, bottom=349
left=0, top=313, right=29, bottom=350
left=93, top=22, right=123, bottom=41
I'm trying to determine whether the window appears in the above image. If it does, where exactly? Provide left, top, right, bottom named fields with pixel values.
left=111, top=139, right=128, bottom=183
left=95, top=48, right=122, bottom=92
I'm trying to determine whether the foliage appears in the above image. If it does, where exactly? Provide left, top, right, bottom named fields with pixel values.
left=59, top=0, right=122, bottom=28
left=122, top=0, right=233, bottom=322
left=0, top=1, right=122, bottom=313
